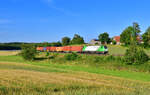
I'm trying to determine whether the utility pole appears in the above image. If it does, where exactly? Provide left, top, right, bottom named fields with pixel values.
left=133, top=23, right=137, bottom=41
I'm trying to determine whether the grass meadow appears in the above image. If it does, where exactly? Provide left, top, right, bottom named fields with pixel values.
left=107, top=45, right=150, bottom=56
left=0, top=47, right=150, bottom=95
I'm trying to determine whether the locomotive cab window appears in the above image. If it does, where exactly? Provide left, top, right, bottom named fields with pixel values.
left=104, top=46, right=107, bottom=49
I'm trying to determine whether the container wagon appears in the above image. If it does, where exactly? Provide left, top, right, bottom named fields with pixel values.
left=36, top=45, right=108, bottom=54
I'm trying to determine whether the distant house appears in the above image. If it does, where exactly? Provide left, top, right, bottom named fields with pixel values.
left=113, top=36, right=121, bottom=45
left=137, top=35, right=143, bottom=44
left=112, top=35, right=143, bottom=45
left=89, top=39, right=101, bottom=45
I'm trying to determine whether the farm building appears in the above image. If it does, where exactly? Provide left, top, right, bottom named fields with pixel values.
left=113, top=36, right=121, bottom=45
left=112, top=35, right=143, bottom=45
left=137, top=35, right=143, bottom=44
left=89, top=39, right=101, bottom=45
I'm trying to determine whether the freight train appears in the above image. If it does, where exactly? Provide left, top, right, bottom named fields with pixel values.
left=36, top=45, right=108, bottom=54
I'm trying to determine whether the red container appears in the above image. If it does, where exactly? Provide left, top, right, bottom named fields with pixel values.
left=62, top=46, right=71, bottom=52
left=36, top=47, right=40, bottom=51
left=71, top=46, right=83, bottom=52
left=56, top=47, right=63, bottom=52
left=36, top=47, right=44, bottom=51
left=50, top=47, right=57, bottom=51
left=46, top=47, right=51, bottom=51
left=40, top=47, right=44, bottom=51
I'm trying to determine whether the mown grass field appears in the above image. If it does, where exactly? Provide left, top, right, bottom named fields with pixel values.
left=0, top=62, right=150, bottom=95
left=0, top=50, right=20, bottom=56
left=0, top=50, right=150, bottom=95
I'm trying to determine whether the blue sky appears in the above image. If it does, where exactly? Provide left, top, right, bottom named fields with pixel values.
left=0, top=0, right=150, bottom=43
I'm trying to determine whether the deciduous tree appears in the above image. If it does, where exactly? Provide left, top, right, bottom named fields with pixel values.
left=120, top=26, right=133, bottom=45
left=98, top=32, right=110, bottom=44
left=124, top=23, right=148, bottom=65
left=62, top=37, right=71, bottom=46
left=21, top=44, right=37, bottom=61
left=142, top=27, right=150, bottom=47
left=71, top=34, right=84, bottom=44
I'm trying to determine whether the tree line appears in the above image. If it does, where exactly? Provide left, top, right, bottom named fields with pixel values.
left=0, top=34, right=85, bottom=50
left=98, top=22, right=150, bottom=48
left=120, top=22, right=150, bottom=48
left=1, top=22, right=150, bottom=50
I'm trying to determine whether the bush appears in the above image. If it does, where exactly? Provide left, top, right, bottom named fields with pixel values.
left=46, top=52, right=50, bottom=57
left=92, top=56, right=104, bottom=63
left=64, top=53, right=80, bottom=61
left=21, top=44, right=37, bottom=61
left=124, top=45, right=149, bottom=65
left=112, top=41, right=117, bottom=45
left=49, top=53, right=59, bottom=59
left=105, top=55, right=116, bottom=61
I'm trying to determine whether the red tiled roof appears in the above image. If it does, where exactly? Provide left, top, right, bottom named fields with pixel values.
left=114, top=36, right=120, bottom=42
left=113, top=35, right=143, bottom=43
left=136, top=35, right=143, bottom=42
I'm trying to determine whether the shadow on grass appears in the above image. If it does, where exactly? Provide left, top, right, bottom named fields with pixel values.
left=34, top=57, right=48, bottom=61
left=34, top=56, right=55, bottom=61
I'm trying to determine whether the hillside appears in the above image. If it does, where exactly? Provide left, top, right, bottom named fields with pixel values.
left=0, top=62, right=150, bottom=95
left=0, top=51, right=150, bottom=95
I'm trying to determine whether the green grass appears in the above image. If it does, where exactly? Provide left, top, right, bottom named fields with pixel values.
left=107, top=45, right=127, bottom=55
left=0, top=55, right=23, bottom=62
left=0, top=62, right=68, bottom=73
left=22, top=62, right=150, bottom=82
left=1, top=55, right=150, bottom=82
